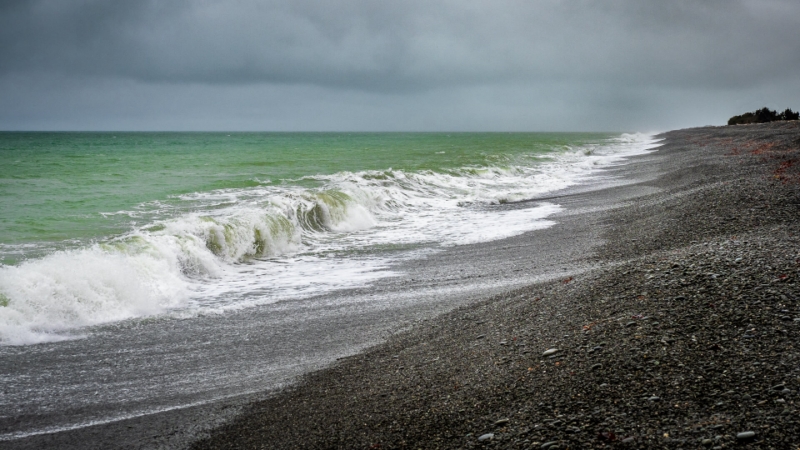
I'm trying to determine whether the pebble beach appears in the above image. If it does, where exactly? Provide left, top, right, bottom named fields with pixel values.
left=191, top=122, right=800, bottom=449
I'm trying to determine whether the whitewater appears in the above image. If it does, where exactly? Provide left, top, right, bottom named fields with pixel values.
left=0, top=132, right=658, bottom=345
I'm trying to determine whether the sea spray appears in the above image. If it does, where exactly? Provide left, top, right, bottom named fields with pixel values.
left=0, top=245, right=188, bottom=344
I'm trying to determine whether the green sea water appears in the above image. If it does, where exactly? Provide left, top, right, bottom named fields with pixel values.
left=0, top=131, right=659, bottom=345
left=0, top=132, right=610, bottom=260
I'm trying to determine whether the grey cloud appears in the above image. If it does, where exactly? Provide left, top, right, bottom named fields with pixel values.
left=3, top=71, right=798, bottom=132
left=3, top=0, right=800, bottom=92
left=2, top=0, right=800, bottom=130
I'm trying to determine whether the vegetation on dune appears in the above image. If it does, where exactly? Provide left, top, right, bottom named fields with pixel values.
left=728, top=107, right=800, bottom=125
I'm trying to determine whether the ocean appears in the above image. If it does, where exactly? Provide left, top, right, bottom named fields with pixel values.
left=0, top=132, right=655, bottom=346
left=0, top=131, right=659, bottom=442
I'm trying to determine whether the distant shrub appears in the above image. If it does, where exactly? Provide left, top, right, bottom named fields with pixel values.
left=782, top=108, right=800, bottom=121
left=728, top=107, right=799, bottom=125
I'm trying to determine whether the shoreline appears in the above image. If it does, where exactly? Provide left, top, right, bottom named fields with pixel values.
left=191, top=122, right=800, bottom=449
left=4, top=141, right=639, bottom=449
left=6, top=122, right=800, bottom=448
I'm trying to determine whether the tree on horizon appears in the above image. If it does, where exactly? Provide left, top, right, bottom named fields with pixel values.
left=728, top=107, right=799, bottom=125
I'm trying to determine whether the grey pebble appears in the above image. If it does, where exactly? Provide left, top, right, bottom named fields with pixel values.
left=493, top=418, right=509, bottom=427
left=736, top=431, right=756, bottom=440
left=541, top=441, right=559, bottom=449
left=477, top=433, right=494, bottom=441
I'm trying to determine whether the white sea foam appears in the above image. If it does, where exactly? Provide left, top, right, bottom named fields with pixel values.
left=0, top=245, right=188, bottom=345
left=0, top=133, right=660, bottom=345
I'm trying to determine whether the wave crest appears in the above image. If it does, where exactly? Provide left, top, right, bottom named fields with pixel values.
left=0, top=132, right=660, bottom=344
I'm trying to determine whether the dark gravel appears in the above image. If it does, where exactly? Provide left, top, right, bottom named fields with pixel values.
left=192, top=122, right=800, bottom=449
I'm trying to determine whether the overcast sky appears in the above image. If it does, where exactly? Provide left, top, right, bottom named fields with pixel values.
left=1, top=0, right=799, bottom=131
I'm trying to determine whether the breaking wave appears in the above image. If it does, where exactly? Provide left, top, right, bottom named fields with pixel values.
left=0, top=133, right=659, bottom=344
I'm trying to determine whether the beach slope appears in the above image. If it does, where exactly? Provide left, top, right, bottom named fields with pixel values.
left=192, top=122, right=800, bottom=449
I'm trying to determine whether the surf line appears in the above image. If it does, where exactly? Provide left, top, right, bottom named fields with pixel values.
left=0, top=387, right=274, bottom=441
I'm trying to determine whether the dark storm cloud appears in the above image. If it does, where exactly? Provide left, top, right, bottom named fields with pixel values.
left=1, top=0, right=800, bottom=130
left=3, top=0, right=799, bottom=91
